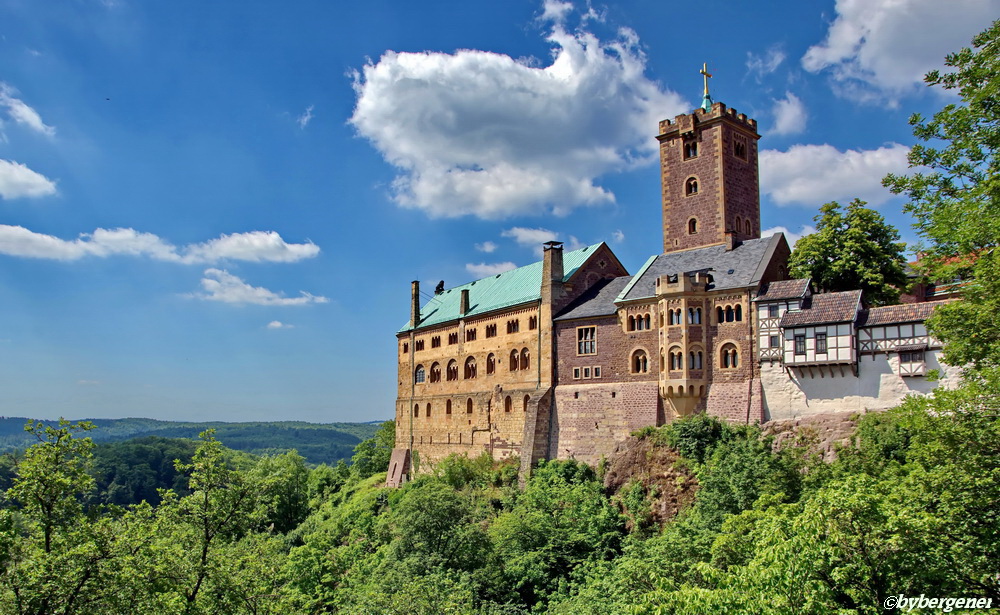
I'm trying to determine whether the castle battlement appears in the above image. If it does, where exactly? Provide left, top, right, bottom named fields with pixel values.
left=658, top=102, right=757, bottom=136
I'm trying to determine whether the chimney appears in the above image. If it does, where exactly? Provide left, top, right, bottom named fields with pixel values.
left=724, top=231, right=738, bottom=251
left=541, top=241, right=565, bottom=307
left=460, top=288, right=470, bottom=315
left=410, top=280, right=421, bottom=328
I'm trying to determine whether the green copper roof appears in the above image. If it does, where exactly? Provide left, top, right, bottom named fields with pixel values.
left=398, top=243, right=606, bottom=333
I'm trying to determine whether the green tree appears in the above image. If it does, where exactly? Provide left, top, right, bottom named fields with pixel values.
left=884, top=19, right=1000, bottom=367
left=788, top=199, right=908, bottom=306
left=350, top=420, right=395, bottom=480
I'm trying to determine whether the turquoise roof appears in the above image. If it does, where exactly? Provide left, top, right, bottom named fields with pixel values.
left=398, top=243, right=606, bottom=333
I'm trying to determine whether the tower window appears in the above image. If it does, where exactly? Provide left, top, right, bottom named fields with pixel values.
left=631, top=349, right=649, bottom=374
left=685, top=177, right=699, bottom=196
left=688, top=218, right=698, bottom=234
left=721, top=344, right=739, bottom=368
left=745, top=219, right=752, bottom=235
left=734, top=134, right=748, bottom=160
left=683, top=141, right=698, bottom=159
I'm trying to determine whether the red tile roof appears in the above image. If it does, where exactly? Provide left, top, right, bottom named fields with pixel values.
left=780, top=290, right=862, bottom=327
left=857, top=300, right=949, bottom=328
left=755, top=278, right=810, bottom=301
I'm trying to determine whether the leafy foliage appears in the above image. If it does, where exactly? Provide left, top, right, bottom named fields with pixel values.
left=788, top=199, right=908, bottom=306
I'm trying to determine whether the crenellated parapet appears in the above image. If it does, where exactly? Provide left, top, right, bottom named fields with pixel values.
left=658, top=102, right=758, bottom=137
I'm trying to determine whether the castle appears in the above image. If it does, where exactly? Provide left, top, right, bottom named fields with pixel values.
left=389, top=92, right=960, bottom=483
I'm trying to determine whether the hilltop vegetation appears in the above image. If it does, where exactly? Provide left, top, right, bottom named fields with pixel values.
left=0, top=417, right=381, bottom=465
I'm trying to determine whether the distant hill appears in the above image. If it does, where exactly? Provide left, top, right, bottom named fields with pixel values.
left=0, top=417, right=385, bottom=466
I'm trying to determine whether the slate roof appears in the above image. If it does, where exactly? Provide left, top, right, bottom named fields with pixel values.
left=615, top=235, right=785, bottom=302
left=754, top=278, right=811, bottom=302
left=780, top=290, right=863, bottom=327
left=398, top=243, right=607, bottom=333
left=857, top=300, right=948, bottom=328
left=554, top=276, right=632, bottom=322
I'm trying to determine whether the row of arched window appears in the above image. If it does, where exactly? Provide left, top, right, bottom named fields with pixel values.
left=412, top=395, right=531, bottom=418
left=733, top=216, right=753, bottom=236
left=666, top=307, right=703, bottom=325
left=717, top=305, right=744, bottom=323
left=627, top=314, right=651, bottom=331
left=414, top=349, right=531, bottom=384
left=664, top=343, right=739, bottom=370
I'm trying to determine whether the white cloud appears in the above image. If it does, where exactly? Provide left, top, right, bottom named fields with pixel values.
left=771, top=92, right=807, bottom=136
left=802, top=0, right=1000, bottom=103
left=194, top=269, right=328, bottom=306
left=746, top=46, right=786, bottom=80
left=0, top=83, right=55, bottom=137
left=475, top=240, right=498, bottom=253
left=0, top=159, right=57, bottom=199
left=349, top=7, right=685, bottom=219
left=465, top=262, right=518, bottom=278
left=611, top=229, right=625, bottom=243
left=502, top=226, right=558, bottom=246
left=267, top=320, right=294, bottom=329
left=0, top=226, right=319, bottom=263
left=297, top=105, right=314, bottom=129
left=760, top=143, right=910, bottom=207
left=762, top=225, right=817, bottom=248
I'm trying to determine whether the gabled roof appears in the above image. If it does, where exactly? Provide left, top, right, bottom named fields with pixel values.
left=755, top=278, right=811, bottom=302
left=780, top=290, right=863, bottom=327
left=554, top=276, right=631, bottom=322
left=857, top=300, right=948, bottom=328
left=615, top=235, right=785, bottom=303
left=398, top=243, right=608, bottom=333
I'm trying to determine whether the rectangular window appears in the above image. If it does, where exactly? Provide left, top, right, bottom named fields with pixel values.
left=485, top=324, right=497, bottom=338
left=415, top=339, right=425, bottom=352
left=816, top=333, right=828, bottom=354
left=573, top=367, right=581, bottom=379
left=465, top=328, right=477, bottom=342
left=583, top=367, right=591, bottom=379
left=794, top=335, right=806, bottom=355
left=593, top=366, right=602, bottom=378
left=768, top=304, right=779, bottom=318
left=431, top=336, right=441, bottom=348
left=769, top=335, right=780, bottom=348
left=577, top=326, right=597, bottom=355
left=900, top=351, right=925, bottom=363
left=507, top=320, right=520, bottom=334
left=529, top=316, right=538, bottom=330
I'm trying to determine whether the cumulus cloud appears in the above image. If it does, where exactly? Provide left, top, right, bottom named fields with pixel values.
left=297, top=105, right=314, bottom=129
left=759, top=143, right=910, bottom=207
left=475, top=241, right=498, bottom=253
left=0, top=226, right=319, bottom=263
left=762, top=225, right=817, bottom=248
left=802, top=0, right=1000, bottom=103
left=501, top=226, right=582, bottom=253
left=266, top=320, right=294, bottom=329
left=194, top=269, right=328, bottom=306
left=611, top=229, right=625, bottom=243
left=466, top=262, right=518, bottom=278
left=746, top=46, right=786, bottom=80
left=771, top=92, right=807, bottom=136
left=0, top=83, right=55, bottom=137
left=349, top=6, right=685, bottom=219
left=0, top=159, right=58, bottom=199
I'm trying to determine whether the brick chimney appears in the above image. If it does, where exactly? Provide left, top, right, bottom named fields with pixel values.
left=460, top=288, right=470, bottom=315
left=541, top=241, right=565, bottom=306
left=724, top=231, right=738, bottom=251
left=410, top=280, right=421, bottom=328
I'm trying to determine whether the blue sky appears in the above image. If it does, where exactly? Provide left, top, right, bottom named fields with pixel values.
left=1, top=0, right=996, bottom=423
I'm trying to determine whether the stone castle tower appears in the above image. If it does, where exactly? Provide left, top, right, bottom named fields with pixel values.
left=657, top=102, right=762, bottom=254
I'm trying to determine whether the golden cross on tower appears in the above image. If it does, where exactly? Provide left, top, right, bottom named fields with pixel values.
left=699, top=62, right=714, bottom=111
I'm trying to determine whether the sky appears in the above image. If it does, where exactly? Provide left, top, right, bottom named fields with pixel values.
left=1, top=0, right=997, bottom=423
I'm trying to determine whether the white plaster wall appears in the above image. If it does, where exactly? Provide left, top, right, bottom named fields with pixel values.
left=761, top=350, right=963, bottom=420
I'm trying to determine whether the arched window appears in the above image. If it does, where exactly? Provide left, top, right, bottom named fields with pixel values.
left=429, top=362, right=441, bottom=383
left=734, top=216, right=742, bottom=234
left=721, top=343, right=739, bottom=369
left=745, top=219, right=752, bottom=235
left=466, top=398, right=473, bottom=414
left=685, top=177, right=699, bottom=196
left=668, top=310, right=676, bottom=325
left=414, top=365, right=425, bottom=384
left=504, top=396, right=512, bottom=413
left=628, top=315, right=636, bottom=331
left=735, top=305, right=743, bottom=322
left=643, top=314, right=651, bottom=329
left=509, top=350, right=519, bottom=371
left=683, top=141, right=698, bottom=159
left=447, top=360, right=458, bottom=381
left=486, top=353, right=496, bottom=375
left=520, top=348, right=530, bottom=371
left=413, top=404, right=419, bottom=417
left=695, top=308, right=702, bottom=323
left=725, top=306, right=734, bottom=322
left=716, top=306, right=724, bottom=323
left=688, top=218, right=698, bottom=234
left=523, top=395, right=530, bottom=412
left=464, top=356, right=477, bottom=379
left=660, top=350, right=665, bottom=372
left=632, top=349, right=649, bottom=374
left=426, top=403, right=431, bottom=417
left=669, top=348, right=683, bottom=371
left=446, top=400, right=452, bottom=415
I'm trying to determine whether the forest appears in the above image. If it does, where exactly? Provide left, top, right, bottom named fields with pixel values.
left=1, top=17, right=999, bottom=615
